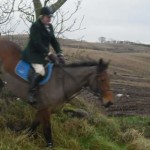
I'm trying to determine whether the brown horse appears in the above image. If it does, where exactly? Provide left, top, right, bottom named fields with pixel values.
left=0, top=39, right=113, bottom=147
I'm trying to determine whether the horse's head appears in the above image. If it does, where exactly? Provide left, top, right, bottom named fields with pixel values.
left=89, top=59, right=113, bottom=107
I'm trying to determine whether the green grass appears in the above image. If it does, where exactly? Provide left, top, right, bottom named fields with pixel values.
left=0, top=95, right=150, bottom=150
left=115, top=116, right=150, bottom=137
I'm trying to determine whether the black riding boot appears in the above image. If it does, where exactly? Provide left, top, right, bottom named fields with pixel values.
left=28, top=73, right=42, bottom=104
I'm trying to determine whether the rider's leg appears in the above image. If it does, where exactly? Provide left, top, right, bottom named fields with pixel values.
left=28, top=64, right=45, bottom=104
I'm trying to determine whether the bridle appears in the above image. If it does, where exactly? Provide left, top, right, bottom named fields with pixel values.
left=59, top=66, right=82, bottom=101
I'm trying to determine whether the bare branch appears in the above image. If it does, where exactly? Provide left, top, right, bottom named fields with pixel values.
left=52, top=0, right=85, bottom=38
left=18, top=0, right=35, bottom=23
left=0, top=0, right=16, bottom=24
left=0, top=18, right=20, bottom=35
left=44, top=0, right=50, bottom=6
left=0, top=0, right=84, bottom=38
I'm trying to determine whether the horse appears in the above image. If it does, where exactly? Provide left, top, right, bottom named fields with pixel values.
left=0, top=39, right=113, bottom=148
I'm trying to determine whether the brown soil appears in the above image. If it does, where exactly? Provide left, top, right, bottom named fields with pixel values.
left=64, top=47, right=150, bottom=116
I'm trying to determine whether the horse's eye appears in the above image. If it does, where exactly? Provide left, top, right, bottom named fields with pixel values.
left=101, top=79, right=106, bottom=82
left=98, top=78, right=105, bottom=82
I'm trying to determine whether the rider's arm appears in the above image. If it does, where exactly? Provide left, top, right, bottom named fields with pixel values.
left=49, top=25, right=62, bottom=55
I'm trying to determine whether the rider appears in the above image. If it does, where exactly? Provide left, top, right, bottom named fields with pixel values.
left=22, top=6, right=65, bottom=104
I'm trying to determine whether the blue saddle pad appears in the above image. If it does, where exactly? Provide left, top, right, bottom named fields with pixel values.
left=15, top=60, right=53, bottom=85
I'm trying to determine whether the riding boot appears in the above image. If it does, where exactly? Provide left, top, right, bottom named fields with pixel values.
left=28, top=73, right=42, bottom=104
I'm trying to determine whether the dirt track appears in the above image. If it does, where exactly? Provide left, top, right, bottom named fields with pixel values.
left=108, top=82, right=150, bottom=116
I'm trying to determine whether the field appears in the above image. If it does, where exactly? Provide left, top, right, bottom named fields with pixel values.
left=62, top=46, right=150, bottom=116
left=0, top=36, right=150, bottom=150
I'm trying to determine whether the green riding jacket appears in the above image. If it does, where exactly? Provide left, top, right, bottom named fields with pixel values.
left=22, top=19, right=62, bottom=64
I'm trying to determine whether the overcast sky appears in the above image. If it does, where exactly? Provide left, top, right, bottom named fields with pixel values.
left=62, top=0, right=150, bottom=44
left=8, top=0, right=150, bottom=44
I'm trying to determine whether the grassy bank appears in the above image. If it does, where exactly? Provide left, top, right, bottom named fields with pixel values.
left=0, top=94, right=150, bottom=150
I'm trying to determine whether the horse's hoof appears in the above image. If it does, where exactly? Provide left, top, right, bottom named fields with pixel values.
left=47, top=143, right=53, bottom=148
left=27, top=98, right=37, bottom=105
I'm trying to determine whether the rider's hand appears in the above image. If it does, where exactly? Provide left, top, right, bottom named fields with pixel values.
left=48, top=53, right=59, bottom=64
left=57, top=54, right=65, bottom=65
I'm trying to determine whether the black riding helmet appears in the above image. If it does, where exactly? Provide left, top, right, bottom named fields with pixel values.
left=40, top=6, right=53, bottom=17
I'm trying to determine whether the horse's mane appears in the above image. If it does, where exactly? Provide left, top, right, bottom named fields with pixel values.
left=59, top=59, right=109, bottom=71
left=64, top=60, right=98, bottom=67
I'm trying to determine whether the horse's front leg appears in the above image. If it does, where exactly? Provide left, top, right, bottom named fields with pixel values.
left=40, top=108, right=53, bottom=148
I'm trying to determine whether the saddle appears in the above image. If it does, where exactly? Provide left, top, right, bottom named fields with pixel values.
left=15, top=60, right=53, bottom=85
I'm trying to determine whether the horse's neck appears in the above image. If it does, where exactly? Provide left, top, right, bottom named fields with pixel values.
left=66, top=66, right=95, bottom=83
left=63, top=66, right=95, bottom=96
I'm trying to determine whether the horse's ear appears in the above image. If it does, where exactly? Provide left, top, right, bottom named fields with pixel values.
left=107, top=59, right=111, bottom=66
left=98, top=58, right=110, bottom=71
left=98, top=58, right=103, bottom=66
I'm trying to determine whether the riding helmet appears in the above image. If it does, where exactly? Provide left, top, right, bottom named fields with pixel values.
left=40, top=6, right=53, bottom=17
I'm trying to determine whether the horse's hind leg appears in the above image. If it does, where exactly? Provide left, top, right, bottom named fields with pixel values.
left=28, top=108, right=53, bottom=147
left=0, top=62, right=4, bottom=93
left=0, top=78, right=4, bottom=92
left=27, top=111, right=41, bottom=136
left=40, top=108, right=53, bottom=148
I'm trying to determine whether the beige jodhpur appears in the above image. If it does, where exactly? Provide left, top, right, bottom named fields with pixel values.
left=32, top=64, right=45, bottom=76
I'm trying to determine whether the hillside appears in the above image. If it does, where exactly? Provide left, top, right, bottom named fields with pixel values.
left=59, top=38, right=150, bottom=53
left=1, top=34, right=150, bottom=53
left=0, top=91, right=150, bottom=150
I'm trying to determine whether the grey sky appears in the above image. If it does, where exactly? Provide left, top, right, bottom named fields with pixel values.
left=5, top=0, right=150, bottom=44
left=62, top=0, right=150, bottom=44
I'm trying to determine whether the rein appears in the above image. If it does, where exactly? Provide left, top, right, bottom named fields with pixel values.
left=56, top=63, right=111, bottom=101
left=59, top=65, right=101, bottom=101
left=60, top=66, right=83, bottom=101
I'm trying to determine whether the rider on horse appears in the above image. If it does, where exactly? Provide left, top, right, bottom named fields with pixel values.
left=22, top=6, right=65, bottom=104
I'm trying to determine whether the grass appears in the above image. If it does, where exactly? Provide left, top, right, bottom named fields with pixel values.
left=0, top=95, right=150, bottom=150
left=116, top=116, right=150, bottom=139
